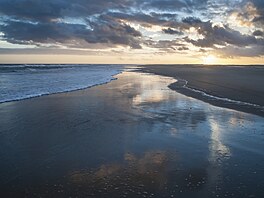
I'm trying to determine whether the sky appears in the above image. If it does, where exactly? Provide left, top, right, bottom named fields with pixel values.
left=0, top=0, right=263, bottom=64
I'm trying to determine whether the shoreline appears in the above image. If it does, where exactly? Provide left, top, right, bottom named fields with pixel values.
left=0, top=70, right=124, bottom=104
left=1, top=71, right=264, bottom=197
left=0, top=77, right=119, bottom=104
left=1, top=64, right=264, bottom=117
left=139, top=65, right=264, bottom=117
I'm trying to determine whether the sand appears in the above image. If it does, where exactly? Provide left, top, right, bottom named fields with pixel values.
left=0, top=71, right=264, bottom=197
left=140, top=65, right=264, bottom=117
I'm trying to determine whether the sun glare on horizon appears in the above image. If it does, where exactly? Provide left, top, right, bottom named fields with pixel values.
left=203, top=55, right=216, bottom=65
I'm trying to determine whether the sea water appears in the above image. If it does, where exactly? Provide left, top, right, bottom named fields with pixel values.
left=0, top=64, right=124, bottom=103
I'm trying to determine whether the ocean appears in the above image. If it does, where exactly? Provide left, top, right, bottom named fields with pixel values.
left=0, top=64, right=125, bottom=103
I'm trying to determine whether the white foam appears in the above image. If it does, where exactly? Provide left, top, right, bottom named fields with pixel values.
left=180, top=79, right=264, bottom=110
left=0, top=64, right=125, bottom=103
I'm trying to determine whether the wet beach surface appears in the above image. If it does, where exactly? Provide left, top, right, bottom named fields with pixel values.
left=0, top=71, right=264, bottom=197
left=140, top=65, right=264, bottom=117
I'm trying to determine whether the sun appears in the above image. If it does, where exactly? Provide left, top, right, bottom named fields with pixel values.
left=202, top=55, right=216, bottom=65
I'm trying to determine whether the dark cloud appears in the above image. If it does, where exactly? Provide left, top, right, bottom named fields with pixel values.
left=0, top=48, right=100, bottom=55
left=0, top=0, right=134, bottom=22
left=106, top=12, right=183, bottom=29
left=145, top=39, right=187, bottom=53
left=0, top=0, right=263, bottom=58
left=0, top=19, right=142, bottom=49
left=215, top=45, right=264, bottom=57
left=162, top=28, right=183, bottom=35
left=231, top=0, right=264, bottom=27
left=182, top=17, right=202, bottom=24
left=0, top=0, right=185, bottom=49
left=251, top=0, right=264, bottom=23
left=184, top=20, right=263, bottom=48
left=108, top=12, right=171, bottom=27
left=150, top=12, right=178, bottom=20
left=253, top=30, right=264, bottom=37
left=178, top=46, right=189, bottom=51
left=142, top=0, right=208, bottom=11
left=1, top=21, right=77, bottom=44
left=0, top=0, right=67, bottom=22
left=252, top=16, right=264, bottom=24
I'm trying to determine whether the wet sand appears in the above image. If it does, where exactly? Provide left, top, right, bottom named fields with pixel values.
left=0, top=71, right=264, bottom=197
left=140, top=65, right=264, bottom=117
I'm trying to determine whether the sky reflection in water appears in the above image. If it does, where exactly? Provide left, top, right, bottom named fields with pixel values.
left=60, top=72, right=264, bottom=197
left=0, top=71, right=263, bottom=197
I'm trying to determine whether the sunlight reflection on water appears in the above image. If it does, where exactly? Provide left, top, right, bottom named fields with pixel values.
left=0, top=71, right=263, bottom=197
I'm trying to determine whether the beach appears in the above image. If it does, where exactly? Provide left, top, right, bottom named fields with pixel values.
left=0, top=70, right=264, bottom=197
left=140, top=65, right=264, bottom=117
left=1, top=0, right=264, bottom=196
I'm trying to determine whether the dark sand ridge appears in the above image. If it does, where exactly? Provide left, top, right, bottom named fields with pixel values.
left=139, top=65, right=264, bottom=117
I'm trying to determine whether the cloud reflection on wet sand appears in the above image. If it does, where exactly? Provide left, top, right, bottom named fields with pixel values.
left=0, top=72, right=263, bottom=197
left=67, top=150, right=209, bottom=197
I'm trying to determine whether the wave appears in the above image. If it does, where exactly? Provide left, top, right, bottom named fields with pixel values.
left=0, top=64, right=125, bottom=73
left=0, top=78, right=118, bottom=103
left=0, top=64, right=125, bottom=103
left=170, top=78, right=264, bottom=114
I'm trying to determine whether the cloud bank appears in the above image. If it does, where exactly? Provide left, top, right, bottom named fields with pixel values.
left=0, top=0, right=263, bottom=59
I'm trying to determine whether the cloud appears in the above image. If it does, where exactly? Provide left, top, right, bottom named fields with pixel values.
left=0, top=0, right=134, bottom=22
left=178, top=46, right=189, bottom=51
left=162, top=28, right=183, bottom=35
left=183, top=19, right=263, bottom=48
left=215, top=45, right=264, bottom=57
left=145, top=39, right=188, bottom=53
left=0, top=19, right=142, bottom=49
left=0, top=0, right=263, bottom=58
left=253, top=30, right=264, bottom=37
left=228, top=0, right=264, bottom=27
left=142, top=0, right=208, bottom=11
left=182, top=17, right=202, bottom=24
left=106, top=11, right=183, bottom=29
left=251, top=0, right=264, bottom=25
